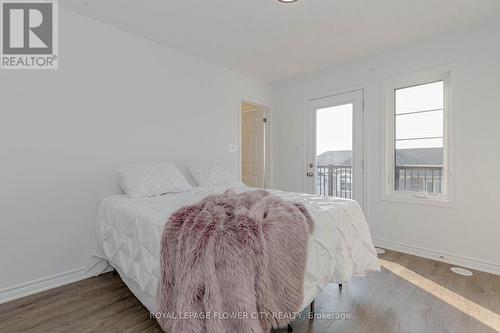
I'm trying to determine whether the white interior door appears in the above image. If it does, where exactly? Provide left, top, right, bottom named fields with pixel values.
left=241, top=107, right=266, bottom=188
left=306, top=90, right=364, bottom=207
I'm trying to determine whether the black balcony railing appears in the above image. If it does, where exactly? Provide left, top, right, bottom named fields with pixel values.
left=316, top=164, right=443, bottom=198
left=316, top=164, right=352, bottom=198
left=395, top=165, right=443, bottom=194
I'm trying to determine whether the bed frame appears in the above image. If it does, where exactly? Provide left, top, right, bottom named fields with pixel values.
left=287, top=283, right=342, bottom=332
left=113, top=269, right=342, bottom=332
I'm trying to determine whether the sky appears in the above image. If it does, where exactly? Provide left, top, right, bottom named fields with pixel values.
left=316, top=104, right=352, bottom=155
left=395, top=81, right=444, bottom=149
left=315, top=81, right=444, bottom=156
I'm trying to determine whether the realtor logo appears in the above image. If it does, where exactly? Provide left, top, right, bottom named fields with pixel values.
left=1, top=0, right=58, bottom=69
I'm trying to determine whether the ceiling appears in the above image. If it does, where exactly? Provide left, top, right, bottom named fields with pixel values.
left=61, top=0, right=500, bottom=82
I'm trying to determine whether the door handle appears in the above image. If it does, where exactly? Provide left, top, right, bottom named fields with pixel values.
left=306, top=172, right=314, bottom=177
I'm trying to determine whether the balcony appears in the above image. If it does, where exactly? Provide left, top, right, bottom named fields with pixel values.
left=316, top=164, right=352, bottom=198
left=316, top=164, right=443, bottom=198
left=395, top=165, right=443, bottom=194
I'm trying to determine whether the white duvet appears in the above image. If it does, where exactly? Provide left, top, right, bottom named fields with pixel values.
left=93, top=185, right=380, bottom=312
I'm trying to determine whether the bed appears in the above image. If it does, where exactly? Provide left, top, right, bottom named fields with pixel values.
left=93, top=184, right=380, bottom=313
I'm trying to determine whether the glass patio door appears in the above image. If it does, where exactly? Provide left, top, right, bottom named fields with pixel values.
left=306, top=90, right=364, bottom=207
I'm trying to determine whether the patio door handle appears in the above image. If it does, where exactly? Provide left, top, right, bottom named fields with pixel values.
left=306, top=172, right=314, bottom=177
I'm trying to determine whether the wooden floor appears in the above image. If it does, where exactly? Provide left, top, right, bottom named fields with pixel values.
left=1, top=250, right=499, bottom=333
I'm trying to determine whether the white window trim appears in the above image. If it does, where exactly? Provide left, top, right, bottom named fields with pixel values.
left=382, top=66, right=455, bottom=207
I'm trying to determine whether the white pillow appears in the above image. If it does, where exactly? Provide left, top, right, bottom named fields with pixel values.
left=188, top=163, right=241, bottom=187
left=117, top=162, right=192, bottom=199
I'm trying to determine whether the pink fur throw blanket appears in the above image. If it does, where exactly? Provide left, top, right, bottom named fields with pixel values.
left=157, top=190, right=314, bottom=333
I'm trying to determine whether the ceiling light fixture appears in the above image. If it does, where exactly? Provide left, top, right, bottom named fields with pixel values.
left=278, top=0, right=298, bottom=3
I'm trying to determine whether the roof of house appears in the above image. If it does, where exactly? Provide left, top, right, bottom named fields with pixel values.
left=317, top=148, right=443, bottom=166
left=317, top=150, right=352, bottom=166
left=395, top=148, right=443, bottom=166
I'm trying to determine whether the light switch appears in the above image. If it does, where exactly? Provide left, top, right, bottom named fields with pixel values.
left=228, top=144, right=237, bottom=153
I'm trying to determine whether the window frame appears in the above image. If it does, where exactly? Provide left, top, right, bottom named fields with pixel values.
left=382, top=67, right=454, bottom=206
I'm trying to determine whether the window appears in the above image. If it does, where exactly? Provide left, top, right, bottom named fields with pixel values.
left=384, top=69, right=452, bottom=204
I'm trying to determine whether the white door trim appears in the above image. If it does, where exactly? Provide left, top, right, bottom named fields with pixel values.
left=305, top=90, right=365, bottom=208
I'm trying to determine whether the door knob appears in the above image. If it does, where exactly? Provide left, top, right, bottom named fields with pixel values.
left=306, top=172, right=314, bottom=177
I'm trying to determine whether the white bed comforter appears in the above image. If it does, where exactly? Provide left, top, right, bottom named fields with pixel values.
left=93, top=185, right=380, bottom=312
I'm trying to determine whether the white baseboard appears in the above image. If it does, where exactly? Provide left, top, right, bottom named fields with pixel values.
left=374, top=238, right=500, bottom=276
left=0, top=268, right=89, bottom=305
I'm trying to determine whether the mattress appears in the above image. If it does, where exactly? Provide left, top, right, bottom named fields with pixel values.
left=93, top=185, right=380, bottom=312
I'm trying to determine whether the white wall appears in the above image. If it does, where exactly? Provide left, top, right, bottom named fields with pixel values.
left=0, top=9, right=270, bottom=294
left=271, top=19, right=500, bottom=272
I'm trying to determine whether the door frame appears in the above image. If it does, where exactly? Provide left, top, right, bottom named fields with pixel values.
left=305, top=89, right=365, bottom=208
left=238, top=99, right=271, bottom=188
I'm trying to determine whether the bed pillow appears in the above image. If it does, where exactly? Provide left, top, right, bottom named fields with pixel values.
left=188, top=163, right=241, bottom=187
left=117, top=162, right=192, bottom=199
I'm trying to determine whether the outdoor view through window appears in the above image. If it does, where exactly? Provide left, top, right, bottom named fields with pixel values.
left=316, top=104, right=353, bottom=198
left=394, top=81, right=444, bottom=194
left=315, top=81, right=445, bottom=199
